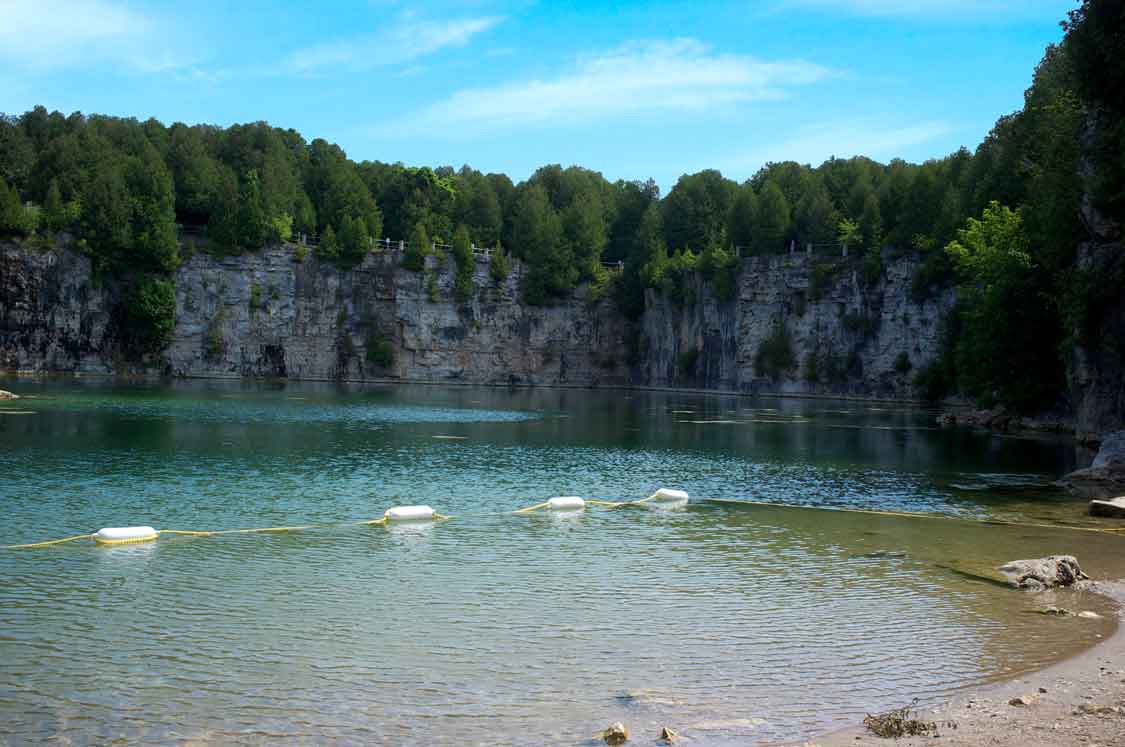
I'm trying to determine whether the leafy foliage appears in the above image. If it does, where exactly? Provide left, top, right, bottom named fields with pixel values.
left=126, top=277, right=176, bottom=355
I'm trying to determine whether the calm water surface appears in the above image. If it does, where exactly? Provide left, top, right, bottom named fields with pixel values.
left=1, top=379, right=1122, bottom=746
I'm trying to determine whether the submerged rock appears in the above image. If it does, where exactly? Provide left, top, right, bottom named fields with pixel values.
left=1059, top=431, right=1125, bottom=498
left=1089, top=496, right=1125, bottom=518
left=998, top=555, right=1089, bottom=590
left=600, top=722, right=629, bottom=745
left=0, top=389, right=18, bottom=400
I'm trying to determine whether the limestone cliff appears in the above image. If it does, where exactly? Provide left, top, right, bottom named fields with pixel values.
left=1, top=241, right=957, bottom=402
left=640, top=252, right=954, bottom=398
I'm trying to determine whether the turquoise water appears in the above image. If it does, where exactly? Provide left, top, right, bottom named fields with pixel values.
left=1, top=380, right=1121, bottom=745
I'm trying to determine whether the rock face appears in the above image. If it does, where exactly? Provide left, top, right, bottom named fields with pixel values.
left=1069, top=115, right=1125, bottom=442
left=1059, top=430, right=1125, bottom=498
left=640, top=252, right=955, bottom=397
left=997, top=556, right=1089, bottom=590
left=0, top=242, right=958, bottom=398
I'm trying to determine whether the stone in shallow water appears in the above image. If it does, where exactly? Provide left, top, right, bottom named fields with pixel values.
left=1089, top=496, right=1125, bottom=518
left=600, top=722, right=628, bottom=745
left=997, top=555, right=1088, bottom=590
left=0, top=389, right=18, bottom=400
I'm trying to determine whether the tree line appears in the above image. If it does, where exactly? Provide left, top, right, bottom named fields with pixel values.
left=0, top=0, right=1120, bottom=413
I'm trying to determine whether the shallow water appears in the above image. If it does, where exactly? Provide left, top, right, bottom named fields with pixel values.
left=1, top=380, right=1121, bottom=745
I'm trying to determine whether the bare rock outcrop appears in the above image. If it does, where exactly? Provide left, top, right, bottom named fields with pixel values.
left=1059, top=430, right=1125, bottom=498
left=997, top=555, right=1089, bottom=590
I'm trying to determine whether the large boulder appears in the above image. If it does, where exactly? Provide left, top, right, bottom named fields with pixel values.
left=0, top=389, right=18, bottom=400
left=1090, top=496, right=1125, bottom=518
left=997, top=555, right=1089, bottom=590
left=1058, top=430, right=1125, bottom=498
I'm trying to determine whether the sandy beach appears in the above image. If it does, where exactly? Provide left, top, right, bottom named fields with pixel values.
left=813, top=581, right=1125, bottom=747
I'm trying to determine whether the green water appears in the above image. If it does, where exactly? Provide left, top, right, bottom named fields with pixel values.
left=1, top=379, right=1122, bottom=746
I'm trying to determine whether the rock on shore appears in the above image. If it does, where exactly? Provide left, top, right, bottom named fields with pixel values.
left=1089, top=496, right=1125, bottom=518
left=997, top=556, right=1089, bottom=590
left=1059, top=430, right=1125, bottom=498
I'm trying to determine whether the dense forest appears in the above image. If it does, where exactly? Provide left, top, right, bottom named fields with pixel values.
left=0, top=0, right=1121, bottom=414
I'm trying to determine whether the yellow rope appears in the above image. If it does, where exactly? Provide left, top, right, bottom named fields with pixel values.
left=158, top=529, right=215, bottom=537
left=513, top=501, right=550, bottom=514
left=586, top=499, right=626, bottom=508
left=724, top=498, right=1125, bottom=535
left=3, top=533, right=94, bottom=549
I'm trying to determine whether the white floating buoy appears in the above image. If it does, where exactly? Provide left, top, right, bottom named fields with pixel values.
left=93, top=526, right=159, bottom=545
left=638, top=488, right=690, bottom=509
left=384, top=505, right=437, bottom=523
left=547, top=496, right=586, bottom=512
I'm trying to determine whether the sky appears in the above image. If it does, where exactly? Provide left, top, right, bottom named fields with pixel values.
left=0, top=0, right=1078, bottom=191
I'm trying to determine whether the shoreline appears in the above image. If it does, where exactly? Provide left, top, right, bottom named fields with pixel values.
left=811, top=580, right=1125, bottom=746
left=0, top=367, right=974, bottom=407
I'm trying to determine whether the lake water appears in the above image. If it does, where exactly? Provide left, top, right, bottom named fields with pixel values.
left=1, top=380, right=1122, bottom=745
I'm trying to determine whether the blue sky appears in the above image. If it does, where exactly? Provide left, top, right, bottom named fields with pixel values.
left=0, top=0, right=1076, bottom=190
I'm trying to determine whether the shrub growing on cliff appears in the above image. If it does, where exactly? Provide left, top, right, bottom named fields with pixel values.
left=402, top=222, right=430, bottom=272
left=452, top=224, right=474, bottom=302
left=126, top=278, right=176, bottom=355
left=697, top=239, right=738, bottom=302
left=489, top=242, right=510, bottom=283
left=677, top=347, right=700, bottom=376
left=365, top=331, right=395, bottom=368
left=754, top=321, right=795, bottom=378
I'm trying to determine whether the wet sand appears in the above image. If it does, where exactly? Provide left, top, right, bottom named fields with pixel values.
left=812, top=581, right=1125, bottom=747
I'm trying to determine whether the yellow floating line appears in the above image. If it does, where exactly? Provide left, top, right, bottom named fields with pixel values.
left=719, top=498, right=1125, bottom=535
left=4, top=533, right=94, bottom=549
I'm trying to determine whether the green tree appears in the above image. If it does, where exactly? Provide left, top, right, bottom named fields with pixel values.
left=510, top=185, right=571, bottom=304
left=794, top=181, right=836, bottom=247
left=837, top=218, right=861, bottom=255
left=663, top=169, right=736, bottom=252
left=0, top=176, right=26, bottom=235
left=858, top=192, right=883, bottom=251
left=452, top=224, right=474, bottom=302
left=317, top=224, right=340, bottom=259
left=946, top=202, right=1062, bottom=410
left=338, top=214, right=370, bottom=263
left=727, top=183, right=758, bottom=251
left=753, top=182, right=790, bottom=254
left=489, top=242, right=510, bottom=283
left=236, top=169, right=268, bottom=250
left=126, top=145, right=179, bottom=271
left=126, top=277, right=176, bottom=355
left=42, top=178, right=69, bottom=232
left=402, top=221, right=430, bottom=271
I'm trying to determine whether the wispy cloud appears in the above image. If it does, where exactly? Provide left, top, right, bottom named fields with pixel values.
left=287, top=15, right=503, bottom=74
left=383, top=38, right=834, bottom=134
left=0, top=0, right=186, bottom=72
left=724, top=119, right=953, bottom=173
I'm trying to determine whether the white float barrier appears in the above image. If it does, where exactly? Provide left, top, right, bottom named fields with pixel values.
left=547, top=496, right=586, bottom=512
left=384, top=505, right=438, bottom=523
left=93, top=526, right=159, bottom=546
left=641, top=488, right=690, bottom=507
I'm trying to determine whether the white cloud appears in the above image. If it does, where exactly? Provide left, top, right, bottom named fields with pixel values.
left=724, top=119, right=952, bottom=173
left=386, top=38, right=834, bottom=133
left=287, top=15, right=503, bottom=74
left=0, top=0, right=181, bottom=71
